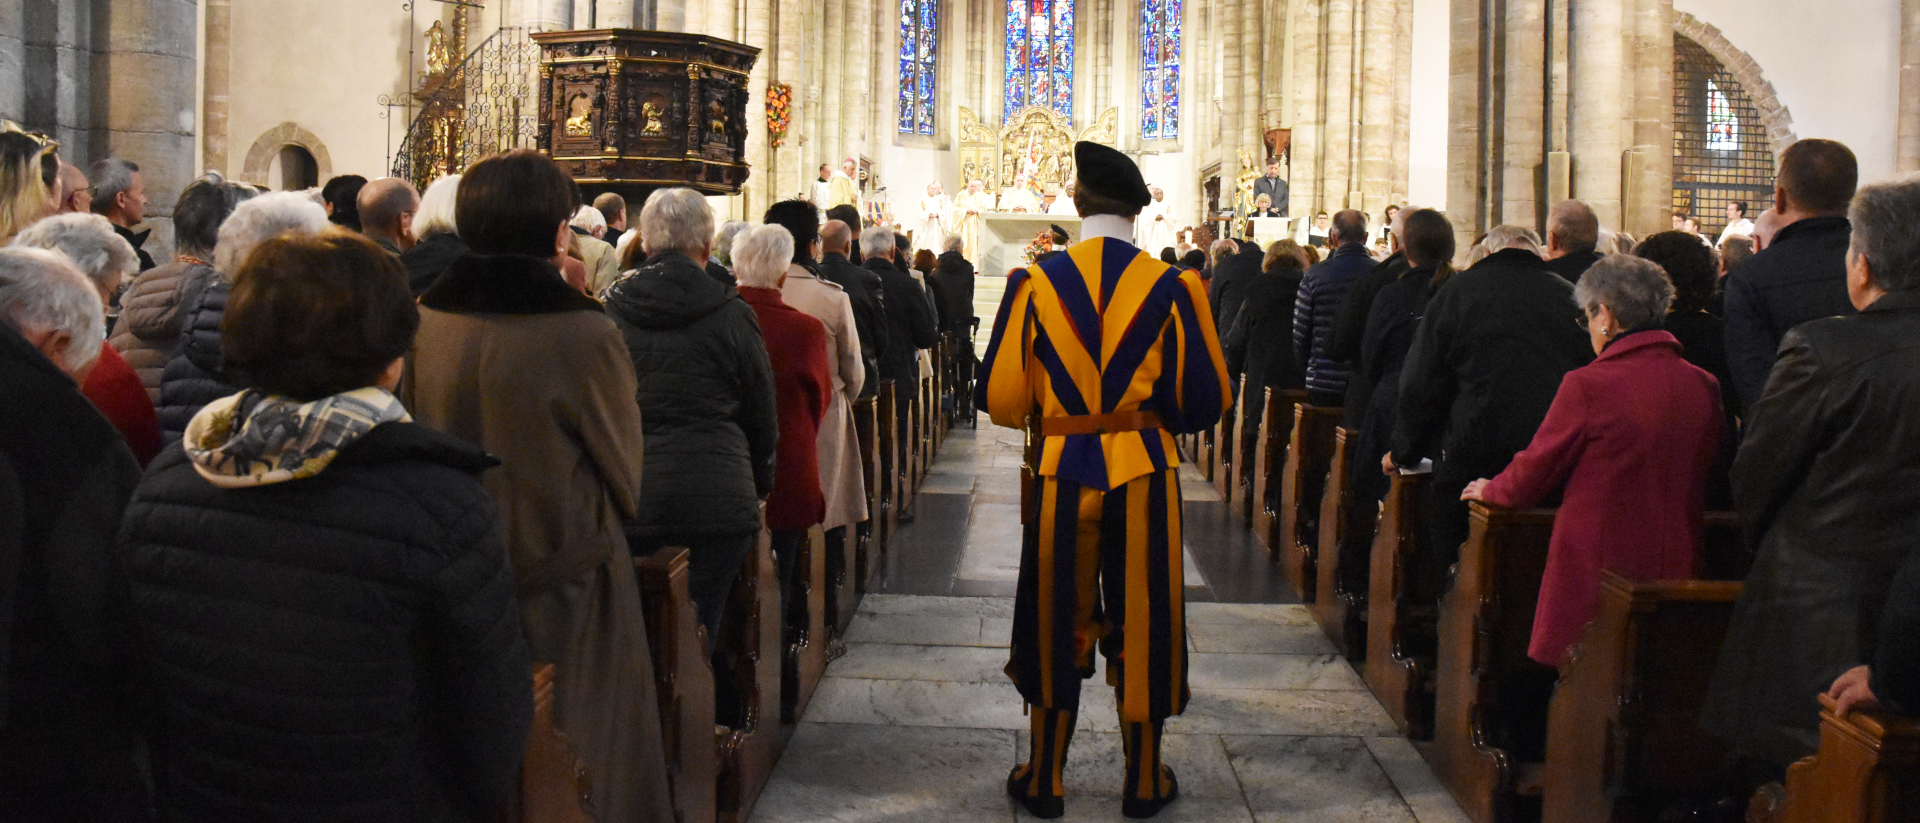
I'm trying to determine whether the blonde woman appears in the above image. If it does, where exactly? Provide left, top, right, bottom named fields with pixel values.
left=0, top=127, right=59, bottom=243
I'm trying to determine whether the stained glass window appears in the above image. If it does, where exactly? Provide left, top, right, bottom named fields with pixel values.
left=899, top=0, right=938, bottom=135
left=1005, top=0, right=1074, bottom=120
left=1140, top=0, right=1180, bottom=139
left=1705, top=79, right=1736, bottom=152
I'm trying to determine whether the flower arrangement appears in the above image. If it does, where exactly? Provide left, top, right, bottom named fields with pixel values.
left=766, top=83, right=792, bottom=147
left=1024, top=229, right=1052, bottom=265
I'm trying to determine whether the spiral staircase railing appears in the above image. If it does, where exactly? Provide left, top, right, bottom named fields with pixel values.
left=390, top=25, right=540, bottom=190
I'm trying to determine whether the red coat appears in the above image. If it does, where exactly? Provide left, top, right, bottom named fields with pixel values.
left=740, top=286, right=831, bottom=530
left=82, top=341, right=163, bottom=467
left=1479, top=331, right=1723, bottom=666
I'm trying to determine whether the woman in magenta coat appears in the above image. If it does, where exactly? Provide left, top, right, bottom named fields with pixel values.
left=730, top=223, right=831, bottom=578
left=1463, top=254, right=1724, bottom=667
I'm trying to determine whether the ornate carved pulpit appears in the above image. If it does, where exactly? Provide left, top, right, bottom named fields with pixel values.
left=532, top=30, right=759, bottom=200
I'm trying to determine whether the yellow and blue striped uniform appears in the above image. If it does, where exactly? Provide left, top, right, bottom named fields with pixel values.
left=976, top=237, right=1230, bottom=729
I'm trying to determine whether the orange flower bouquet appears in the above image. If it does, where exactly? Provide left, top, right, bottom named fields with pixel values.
left=767, top=83, right=792, bottom=147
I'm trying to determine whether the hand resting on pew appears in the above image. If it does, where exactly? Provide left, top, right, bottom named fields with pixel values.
left=1459, top=478, right=1488, bottom=501
left=1379, top=453, right=1431, bottom=476
left=1828, top=665, right=1878, bottom=717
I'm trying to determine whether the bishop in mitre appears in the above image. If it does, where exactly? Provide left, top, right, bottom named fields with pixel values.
left=953, top=179, right=993, bottom=263
left=914, top=181, right=952, bottom=254
left=1136, top=186, right=1176, bottom=255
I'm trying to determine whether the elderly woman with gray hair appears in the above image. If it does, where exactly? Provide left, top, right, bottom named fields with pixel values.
left=1460, top=254, right=1724, bottom=668
left=11, top=212, right=161, bottom=464
left=157, top=192, right=330, bottom=440
left=604, top=187, right=778, bottom=649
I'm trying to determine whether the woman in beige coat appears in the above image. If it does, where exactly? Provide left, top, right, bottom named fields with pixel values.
left=403, top=150, right=672, bottom=823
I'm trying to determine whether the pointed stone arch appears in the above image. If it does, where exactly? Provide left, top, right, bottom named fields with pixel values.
left=241, top=122, right=333, bottom=188
left=1672, top=11, right=1795, bottom=160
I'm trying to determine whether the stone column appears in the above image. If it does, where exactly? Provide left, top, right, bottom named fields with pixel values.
left=1389, top=0, right=1411, bottom=204
left=849, top=0, right=870, bottom=159
left=1357, top=0, right=1395, bottom=217
left=822, top=0, right=845, bottom=159
left=1570, top=0, right=1627, bottom=228
left=745, top=0, right=773, bottom=215
left=1897, top=0, right=1919, bottom=172
left=94, top=0, right=197, bottom=259
left=523, top=0, right=573, bottom=29
left=1290, top=0, right=1322, bottom=217
left=1501, top=0, right=1545, bottom=228
left=1623, top=0, right=1672, bottom=238
left=1241, top=0, right=1262, bottom=155
left=1263, top=0, right=1288, bottom=136
left=1219, top=0, right=1243, bottom=181
left=1446, top=0, right=1486, bottom=251
left=1319, top=0, right=1355, bottom=212
left=202, top=0, right=231, bottom=175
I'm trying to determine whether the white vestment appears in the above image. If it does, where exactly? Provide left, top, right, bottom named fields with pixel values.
left=1136, top=198, right=1176, bottom=255
left=1046, top=194, right=1075, bottom=216
left=914, top=194, right=951, bottom=253
left=953, top=190, right=993, bottom=263
left=809, top=178, right=834, bottom=214
left=998, top=187, right=1040, bottom=213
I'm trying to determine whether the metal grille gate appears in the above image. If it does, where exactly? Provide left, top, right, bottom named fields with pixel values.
left=1671, top=34, right=1774, bottom=239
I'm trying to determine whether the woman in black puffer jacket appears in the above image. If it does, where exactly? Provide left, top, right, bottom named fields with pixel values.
left=604, top=188, right=777, bottom=639
left=120, top=233, right=532, bottom=823
left=155, top=192, right=330, bottom=440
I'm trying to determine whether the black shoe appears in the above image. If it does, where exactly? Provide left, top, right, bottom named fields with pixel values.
left=1007, top=765, right=1064, bottom=819
left=1121, top=768, right=1178, bottom=819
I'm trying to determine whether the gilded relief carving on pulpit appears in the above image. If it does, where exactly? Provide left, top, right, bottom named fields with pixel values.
left=565, top=92, right=594, bottom=137
left=640, top=99, right=666, bottom=135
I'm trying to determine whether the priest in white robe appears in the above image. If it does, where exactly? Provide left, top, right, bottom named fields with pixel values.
left=1045, top=183, right=1077, bottom=216
left=1136, top=185, right=1176, bottom=255
left=998, top=181, right=1041, bottom=213
left=828, top=158, right=861, bottom=210
left=913, top=181, right=952, bottom=253
left=953, top=179, right=993, bottom=263
left=807, top=164, right=834, bottom=218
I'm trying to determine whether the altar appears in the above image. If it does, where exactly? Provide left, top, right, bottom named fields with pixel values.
left=981, top=213, right=1079, bottom=275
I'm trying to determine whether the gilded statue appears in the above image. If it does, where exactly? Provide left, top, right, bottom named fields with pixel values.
left=707, top=99, right=727, bottom=141
left=641, top=99, right=666, bottom=135
left=1233, top=148, right=1259, bottom=216
left=565, top=93, right=594, bottom=137
left=425, top=20, right=452, bottom=77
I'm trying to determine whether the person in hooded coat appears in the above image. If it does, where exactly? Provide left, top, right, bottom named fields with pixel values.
left=403, top=151, right=674, bottom=823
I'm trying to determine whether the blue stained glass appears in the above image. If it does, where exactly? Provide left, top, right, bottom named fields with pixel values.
left=1005, top=0, right=1074, bottom=119
left=898, top=0, right=940, bottom=134
left=1140, top=0, right=1180, bottom=138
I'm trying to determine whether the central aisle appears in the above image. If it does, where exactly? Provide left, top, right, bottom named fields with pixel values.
left=749, top=421, right=1471, bottom=822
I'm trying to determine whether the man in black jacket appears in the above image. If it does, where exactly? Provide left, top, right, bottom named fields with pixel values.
left=0, top=249, right=147, bottom=821
left=1388, top=227, right=1591, bottom=594
left=862, top=225, right=940, bottom=432
left=1722, top=138, right=1859, bottom=414
left=1325, top=205, right=1413, bottom=429
left=1251, top=158, right=1289, bottom=218
left=819, top=219, right=887, bottom=396
left=1293, top=210, right=1376, bottom=408
left=827, top=204, right=865, bottom=263
left=1540, top=200, right=1604, bottom=284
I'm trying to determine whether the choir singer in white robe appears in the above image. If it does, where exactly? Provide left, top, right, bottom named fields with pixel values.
left=1136, top=185, right=1176, bottom=254
left=914, top=181, right=952, bottom=254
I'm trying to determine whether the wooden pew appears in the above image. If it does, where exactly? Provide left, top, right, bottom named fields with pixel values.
left=1541, top=571, right=1742, bottom=823
left=1307, top=426, right=1363, bottom=659
left=712, top=529, right=787, bottom=823
left=512, top=663, right=594, bottom=823
left=1251, top=389, right=1308, bottom=551
left=1197, top=423, right=1216, bottom=482
left=1273, top=403, right=1342, bottom=598
left=877, top=381, right=900, bottom=542
left=825, top=522, right=859, bottom=638
left=853, top=395, right=884, bottom=592
left=633, top=547, right=719, bottom=823
left=1212, top=376, right=1245, bottom=503
left=1429, top=503, right=1557, bottom=823
left=1364, top=471, right=1435, bottom=739
left=781, top=525, right=830, bottom=723
left=1748, top=694, right=1920, bottom=823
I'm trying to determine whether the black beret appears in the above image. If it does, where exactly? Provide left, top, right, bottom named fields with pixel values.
left=1049, top=224, right=1070, bottom=242
left=1074, top=141, right=1151, bottom=210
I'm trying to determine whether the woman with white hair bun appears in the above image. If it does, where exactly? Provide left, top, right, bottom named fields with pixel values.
left=732, top=223, right=833, bottom=614
left=603, top=187, right=779, bottom=655
left=157, top=191, right=330, bottom=440
left=11, top=213, right=161, bottom=464
left=399, top=173, right=465, bottom=296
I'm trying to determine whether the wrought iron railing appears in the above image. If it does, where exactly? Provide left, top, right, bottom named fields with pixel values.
left=390, top=26, right=540, bottom=190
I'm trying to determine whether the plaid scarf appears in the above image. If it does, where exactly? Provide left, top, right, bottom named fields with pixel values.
left=185, top=387, right=411, bottom=488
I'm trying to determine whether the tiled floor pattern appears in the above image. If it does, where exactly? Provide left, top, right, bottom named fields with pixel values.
left=747, top=421, right=1470, bottom=822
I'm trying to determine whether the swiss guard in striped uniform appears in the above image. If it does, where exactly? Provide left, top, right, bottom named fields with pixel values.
left=976, top=141, right=1231, bottom=819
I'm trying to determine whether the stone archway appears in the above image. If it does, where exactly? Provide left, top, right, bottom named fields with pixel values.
left=241, top=123, right=333, bottom=187
left=1673, top=12, right=1796, bottom=160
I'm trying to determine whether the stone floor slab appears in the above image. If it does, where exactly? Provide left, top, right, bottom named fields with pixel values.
left=749, top=722, right=1017, bottom=823
left=1145, top=689, right=1398, bottom=737
left=828, top=643, right=1012, bottom=683
left=1186, top=602, right=1318, bottom=626
left=1012, top=731, right=1242, bottom=800
left=1364, top=737, right=1471, bottom=823
left=1189, top=622, right=1339, bottom=655
left=1225, top=736, right=1418, bottom=823
left=858, top=594, right=1016, bottom=618
left=1052, top=797, right=1255, bottom=822
left=801, top=676, right=1029, bottom=729
left=844, top=612, right=997, bottom=647
left=1188, top=652, right=1367, bottom=692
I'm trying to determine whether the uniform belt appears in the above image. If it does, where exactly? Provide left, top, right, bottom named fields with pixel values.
left=1038, top=411, right=1164, bottom=437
